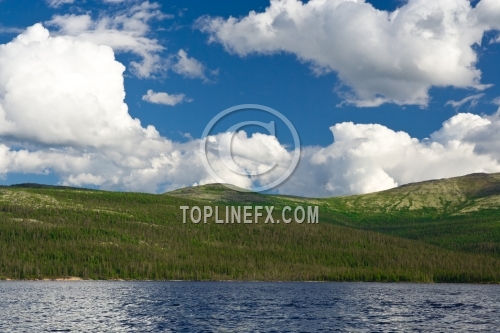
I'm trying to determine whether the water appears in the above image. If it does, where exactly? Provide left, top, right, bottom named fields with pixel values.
left=0, top=282, right=499, bottom=332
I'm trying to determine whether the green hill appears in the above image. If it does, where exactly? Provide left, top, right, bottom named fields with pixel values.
left=326, top=173, right=500, bottom=216
left=319, top=173, right=500, bottom=258
left=167, top=183, right=274, bottom=204
left=0, top=173, right=499, bottom=282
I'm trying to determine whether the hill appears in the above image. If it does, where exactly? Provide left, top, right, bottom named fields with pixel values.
left=318, top=173, right=500, bottom=258
left=326, top=172, right=500, bottom=216
left=167, top=183, right=274, bottom=204
left=0, top=173, right=499, bottom=282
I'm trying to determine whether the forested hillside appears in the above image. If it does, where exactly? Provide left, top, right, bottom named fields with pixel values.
left=1, top=173, right=499, bottom=282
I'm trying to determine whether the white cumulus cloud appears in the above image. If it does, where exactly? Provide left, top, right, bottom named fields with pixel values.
left=172, top=49, right=213, bottom=81
left=47, top=1, right=171, bottom=78
left=46, top=0, right=74, bottom=8
left=1, top=23, right=500, bottom=196
left=142, top=90, right=190, bottom=106
left=445, top=94, right=485, bottom=110
left=197, top=0, right=500, bottom=107
left=103, top=0, right=128, bottom=3
left=278, top=115, right=500, bottom=197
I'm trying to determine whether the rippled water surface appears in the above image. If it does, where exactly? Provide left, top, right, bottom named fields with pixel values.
left=0, top=282, right=499, bottom=332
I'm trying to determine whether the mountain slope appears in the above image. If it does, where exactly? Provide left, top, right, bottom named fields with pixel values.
left=165, top=173, right=500, bottom=258
left=325, top=173, right=500, bottom=216
left=0, top=172, right=499, bottom=282
left=167, top=183, right=275, bottom=205
left=319, top=173, right=500, bottom=258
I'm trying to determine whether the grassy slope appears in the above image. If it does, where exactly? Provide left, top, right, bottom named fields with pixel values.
left=0, top=173, right=499, bottom=282
left=324, top=173, right=500, bottom=217
left=319, top=173, right=500, bottom=257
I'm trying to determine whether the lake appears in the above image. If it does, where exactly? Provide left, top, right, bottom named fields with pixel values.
left=0, top=282, right=498, bottom=332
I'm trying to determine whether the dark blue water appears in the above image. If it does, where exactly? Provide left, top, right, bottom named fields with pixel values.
left=0, top=282, right=499, bottom=332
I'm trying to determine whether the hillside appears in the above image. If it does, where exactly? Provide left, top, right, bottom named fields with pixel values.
left=0, top=173, right=499, bottom=282
left=326, top=173, right=500, bottom=216
left=167, top=183, right=275, bottom=205
left=318, top=173, right=500, bottom=258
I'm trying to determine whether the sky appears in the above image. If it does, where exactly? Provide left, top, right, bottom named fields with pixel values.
left=1, top=0, right=500, bottom=197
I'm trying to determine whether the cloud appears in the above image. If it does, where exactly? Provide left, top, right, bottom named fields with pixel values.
left=0, top=26, right=24, bottom=35
left=474, top=0, right=500, bottom=31
left=142, top=89, right=190, bottom=106
left=492, top=97, right=500, bottom=106
left=0, top=24, right=174, bottom=191
left=462, top=110, right=500, bottom=162
left=172, top=49, right=212, bottom=81
left=197, top=0, right=500, bottom=107
left=277, top=113, right=500, bottom=197
left=0, top=24, right=280, bottom=192
left=445, top=93, right=485, bottom=110
left=0, top=24, right=135, bottom=148
left=430, top=113, right=491, bottom=144
left=47, top=1, right=171, bottom=78
left=46, top=0, right=74, bottom=8
left=1, top=24, right=500, bottom=196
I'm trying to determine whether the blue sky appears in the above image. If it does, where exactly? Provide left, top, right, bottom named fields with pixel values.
left=1, top=0, right=500, bottom=196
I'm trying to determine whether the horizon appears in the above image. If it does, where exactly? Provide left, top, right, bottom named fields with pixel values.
left=1, top=0, right=500, bottom=197
left=2, top=170, right=498, bottom=199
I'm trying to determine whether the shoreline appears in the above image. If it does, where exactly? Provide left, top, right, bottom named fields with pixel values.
left=1, top=277, right=499, bottom=285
